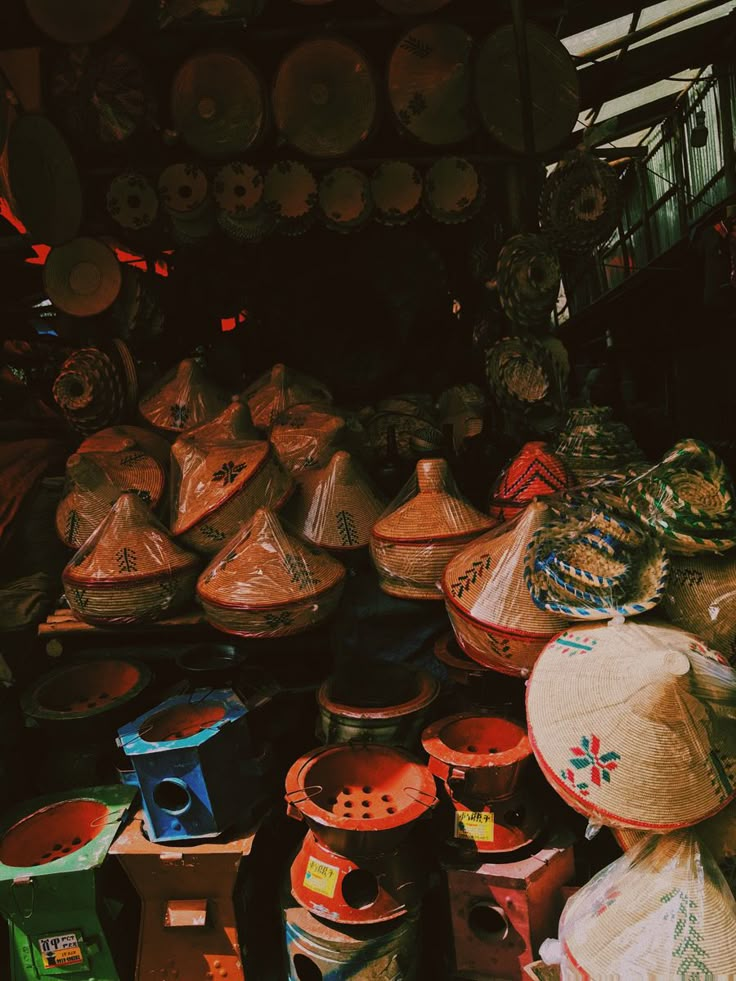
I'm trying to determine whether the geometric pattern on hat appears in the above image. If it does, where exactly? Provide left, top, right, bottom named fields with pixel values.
left=138, top=358, right=228, bottom=435
left=180, top=397, right=258, bottom=444
left=489, top=441, right=569, bottom=522
left=242, top=363, right=332, bottom=430
left=527, top=619, right=736, bottom=830
left=270, top=403, right=347, bottom=476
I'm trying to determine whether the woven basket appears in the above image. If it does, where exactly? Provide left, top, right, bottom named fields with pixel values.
left=291, top=451, right=386, bottom=551
left=243, top=363, right=332, bottom=430
left=56, top=450, right=166, bottom=549
left=371, top=458, right=494, bottom=600
left=270, top=403, right=347, bottom=476
left=63, top=492, right=199, bottom=625
left=107, top=171, right=159, bottom=231
left=214, top=161, right=264, bottom=217
left=540, top=149, right=622, bottom=254
left=559, top=833, right=736, bottom=978
left=264, top=160, right=318, bottom=236
left=661, top=552, right=736, bottom=662
left=423, top=157, right=484, bottom=224
left=489, top=441, right=569, bottom=522
left=44, top=237, right=122, bottom=317
left=527, top=619, right=736, bottom=829
left=158, top=163, right=214, bottom=244
left=53, top=346, right=126, bottom=434
left=496, top=233, right=561, bottom=329
left=197, top=507, right=346, bottom=637
left=318, top=167, right=373, bottom=233
left=556, top=406, right=644, bottom=484
left=139, top=358, right=228, bottom=436
left=370, top=161, right=423, bottom=226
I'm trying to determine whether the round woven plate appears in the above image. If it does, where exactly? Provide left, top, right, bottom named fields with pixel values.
left=540, top=151, right=622, bottom=254
left=273, top=37, right=377, bottom=158
left=476, top=23, right=579, bottom=154
left=318, top=167, right=373, bottom=232
left=424, top=157, right=483, bottom=224
left=388, top=23, right=475, bottom=146
left=107, top=172, right=159, bottom=231
left=8, top=114, right=82, bottom=246
left=171, top=50, right=266, bottom=157
left=158, top=162, right=210, bottom=215
left=214, top=161, right=264, bottom=216
left=371, top=161, right=423, bottom=226
left=44, top=238, right=122, bottom=318
left=25, top=0, right=130, bottom=43
left=264, top=160, right=318, bottom=235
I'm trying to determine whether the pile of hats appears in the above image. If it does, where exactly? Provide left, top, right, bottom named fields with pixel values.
left=555, top=405, right=645, bottom=483
left=661, top=551, right=736, bottom=661
left=496, top=233, right=561, bottom=329
left=53, top=341, right=137, bottom=434
left=362, top=393, right=445, bottom=463
left=489, top=441, right=569, bottom=522
left=623, top=438, right=736, bottom=554
left=243, top=363, right=332, bottom=430
left=270, top=403, right=350, bottom=477
left=138, top=358, right=228, bottom=436
left=539, top=149, right=623, bottom=254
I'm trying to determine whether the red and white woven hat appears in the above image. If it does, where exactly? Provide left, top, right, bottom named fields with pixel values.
left=489, top=441, right=569, bottom=522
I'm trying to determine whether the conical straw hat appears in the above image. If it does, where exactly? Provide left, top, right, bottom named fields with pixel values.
left=56, top=449, right=166, bottom=549
left=559, top=833, right=736, bottom=978
left=371, top=458, right=494, bottom=600
left=527, top=619, right=736, bottom=829
left=243, top=363, right=332, bottom=429
left=182, top=397, right=258, bottom=444
left=661, top=551, right=736, bottom=662
left=270, top=403, right=347, bottom=476
left=78, top=426, right=170, bottom=469
left=489, top=442, right=569, bottom=522
left=170, top=433, right=293, bottom=555
left=197, top=507, right=346, bottom=637
left=139, top=358, right=228, bottom=435
left=63, top=492, right=199, bottom=625
left=291, top=451, right=386, bottom=551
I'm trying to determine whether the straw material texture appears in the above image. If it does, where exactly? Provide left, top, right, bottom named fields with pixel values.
left=53, top=346, right=127, bottom=434
left=77, top=426, right=170, bottom=469
left=556, top=406, right=644, bottom=483
left=496, top=233, right=561, bottom=329
left=182, top=398, right=258, bottom=444
left=243, top=363, right=332, bottom=430
left=527, top=619, right=736, bottom=829
left=489, top=441, right=569, bottom=522
left=270, top=403, right=347, bottom=475
left=661, top=552, right=736, bottom=662
left=424, top=157, right=483, bottom=224
left=139, top=358, right=228, bottom=435
left=370, top=161, right=423, bottom=226
left=63, top=492, right=199, bottom=625
left=318, top=167, right=373, bottom=232
left=540, top=149, right=622, bottom=255
left=559, top=833, right=736, bottom=979
left=197, top=507, right=346, bottom=637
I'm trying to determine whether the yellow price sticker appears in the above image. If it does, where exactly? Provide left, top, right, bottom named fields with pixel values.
left=454, top=810, right=494, bottom=842
left=39, top=933, right=84, bottom=969
left=303, top=856, right=340, bottom=899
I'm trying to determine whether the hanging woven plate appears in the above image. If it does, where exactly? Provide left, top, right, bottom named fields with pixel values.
left=264, top=160, right=318, bottom=236
left=376, top=0, right=450, bottom=12
left=50, top=45, right=151, bottom=146
left=44, top=237, right=122, bottom=318
left=158, top=162, right=214, bottom=244
left=371, top=161, right=423, bottom=226
left=540, top=150, right=623, bottom=254
left=7, top=114, right=82, bottom=246
left=107, top=172, right=159, bottom=231
left=318, top=167, right=372, bottom=233
left=496, top=233, right=561, bottom=329
left=159, top=0, right=266, bottom=26
left=214, top=161, right=264, bottom=217
left=424, top=157, right=484, bottom=224
left=25, top=0, right=131, bottom=43
left=476, top=23, right=579, bottom=154
left=171, top=50, right=266, bottom=157
left=388, top=23, right=475, bottom=146
left=273, top=37, right=377, bottom=158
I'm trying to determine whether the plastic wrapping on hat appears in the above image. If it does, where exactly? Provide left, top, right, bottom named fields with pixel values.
left=437, top=383, right=486, bottom=454
left=424, top=157, right=483, bottom=224
left=171, top=51, right=266, bottom=157
left=661, top=551, right=736, bottom=662
left=197, top=507, right=346, bottom=637
left=242, top=363, right=332, bottom=430
left=524, top=499, right=669, bottom=620
left=291, top=450, right=386, bottom=551
left=56, top=450, right=166, bottom=549
left=540, top=150, right=622, bottom=254
left=182, top=398, right=258, bottom=444
left=622, top=439, right=736, bottom=555
left=443, top=502, right=569, bottom=676
left=263, top=160, right=318, bottom=236
left=78, top=426, right=171, bottom=469
left=557, top=833, right=736, bottom=978
left=497, top=234, right=561, bottom=329
left=273, top=37, right=377, bottom=158
left=139, top=358, right=228, bottom=435
left=43, top=237, right=122, bottom=317
left=106, top=172, right=159, bottom=230
left=270, top=402, right=348, bottom=475
left=371, top=458, right=495, bottom=601
left=170, top=431, right=293, bottom=555
left=318, top=167, right=373, bottom=232
left=63, top=492, right=200, bottom=625
left=371, top=161, right=423, bottom=226
left=489, top=441, right=569, bottom=523
left=388, top=23, right=475, bottom=146
left=527, top=618, right=736, bottom=829
left=556, top=406, right=645, bottom=484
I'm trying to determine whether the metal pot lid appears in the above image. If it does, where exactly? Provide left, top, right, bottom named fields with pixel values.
left=44, top=237, right=123, bottom=318
left=25, top=0, right=131, bottom=43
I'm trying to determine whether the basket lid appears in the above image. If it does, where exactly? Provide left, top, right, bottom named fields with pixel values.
left=373, top=458, right=493, bottom=544
left=78, top=426, right=171, bottom=469
left=106, top=171, right=159, bottom=230
left=443, top=502, right=568, bottom=634
left=527, top=619, right=736, bottom=829
left=490, top=441, right=569, bottom=520
left=318, top=167, right=372, bottom=231
left=64, top=492, right=199, bottom=586
left=424, top=157, right=482, bottom=223
left=243, top=363, right=332, bottom=429
left=171, top=50, right=266, bottom=157
left=158, top=162, right=209, bottom=215
left=214, top=161, right=263, bottom=216
left=559, top=833, right=736, bottom=977
left=43, top=237, right=122, bottom=318
left=292, top=450, right=386, bottom=550
left=139, top=358, right=228, bottom=434
left=273, top=37, right=377, bottom=158
left=25, top=0, right=131, bottom=43
left=371, top=161, right=422, bottom=225
left=388, top=23, right=475, bottom=146
left=197, top=507, right=346, bottom=609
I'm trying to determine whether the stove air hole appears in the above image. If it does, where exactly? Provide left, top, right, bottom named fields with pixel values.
left=342, top=869, right=379, bottom=910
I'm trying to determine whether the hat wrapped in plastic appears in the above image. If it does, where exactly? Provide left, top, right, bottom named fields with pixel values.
left=181, top=396, right=258, bottom=445
left=437, top=384, right=486, bottom=454
left=556, top=833, right=736, bottom=979
left=197, top=507, right=346, bottom=637
left=242, top=363, right=332, bottom=430
left=371, top=458, right=494, bottom=601
left=78, top=425, right=170, bottom=470
left=291, top=450, right=386, bottom=552
left=555, top=406, right=645, bottom=483
left=540, top=149, right=622, bottom=255
left=270, top=403, right=348, bottom=476
left=442, top=502, right=569, bottom=676
left=170, top=426, right=293, bottom=555
left=63, top=492, right=200, bottom=625
left=139, top=358, right=228, bottom=436
left=527, top=619, right=736, bottom=830
left=524, top=501, right=669, bottom=621
left=371, top=161, right=423, bottom=226
left=496, top=233, right=561, bottom=329
left=661, top=551, right=736, bottom=662
left=489, top=441, right=569, bottom=523
left=622, top=438, right=736, bottom=555
left=56, top=449, right=166, bottom=549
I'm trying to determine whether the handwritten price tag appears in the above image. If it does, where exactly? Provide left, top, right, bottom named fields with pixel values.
left=303, top=856, right=339, bottom=899
left=454, top=810, right=494, bottom=842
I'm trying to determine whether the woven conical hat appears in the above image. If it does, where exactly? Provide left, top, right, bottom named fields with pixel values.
left=371, top=161, right=422, bottom=226
left=56, top=450, right=166, bottom=549
left=559, top=833, right=736, bottom=978
left=489, top=442, right=569, bottom=522
left=270, top=403, right=347, bottom=475
left=291, top=451, right=386, bottom=551
left=182, top=397, right=258, bottom=444
left=243, top=363, right=332, bottom=430
left=139, top=359, right=228, bottom=435
left=662, top=552, right=736, bottom=662
left=527, top=619, right=736, bottom=829
left=78, top=426, right=171, bottom=469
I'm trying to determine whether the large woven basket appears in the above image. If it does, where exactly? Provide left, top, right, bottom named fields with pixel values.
left=443, top=503, right=569, bottom=676
left=139, top=358, right=228, bottom=436
left=371, top=458, right=494, bottom=600
left=527, top=619, right=736, bottom=830
left=197, top=507, right=346, bottom=638
left=661, top=552, right=736, bottom=662
left=489, top=441, right=569, bottom=522
left=243, top=363, right=332, bottom=430
left=63, top=492, right=199, bottom=626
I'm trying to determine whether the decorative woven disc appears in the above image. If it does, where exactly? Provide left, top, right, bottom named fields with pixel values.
left=424, top=157, right=483, bottom=224
left=263, top=161, right=318, bottom=235
left=318, top=167, right=373, bottom=232
left=25, top=0, right=131, bottom=43
left=44, top=238, right=122, bottom=318
left=107, top=172, right=159, bottom=231
left=371, top=161, right=423, bottom=226
left=214, top=161, right=264, bottom=217
left=540, top=150, right=622, bottom=254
